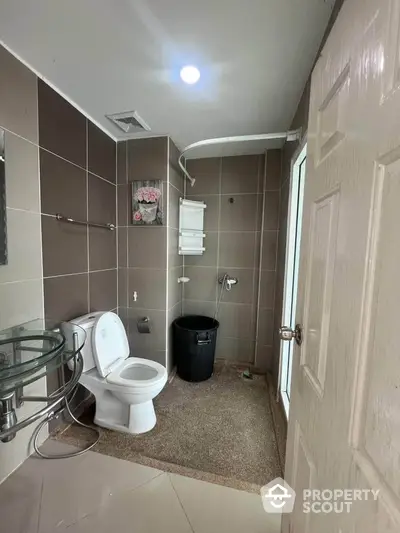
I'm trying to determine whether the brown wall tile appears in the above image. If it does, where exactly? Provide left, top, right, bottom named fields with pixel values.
left=169, top=139, right=184, bottom=193
left=128, top=268, right=167, bottom=310
left=218, top=303, right=255, bottom=340
left=168, top=266, right=183, bottom=310
left=186, top=158, right=220, bottom=195
left=183, top=266, right=217, bottom=302
left=257, top=308, right=274, bottom=346
left=44, top=274, right=88, bottom=322
left=42, top=215, right=87, bottom=276
left=38, top=80, right=86, bottom=168
left=128, top=227, right=167, bottom=269
left=118, top=227, right=128, bottom=267
left=40, top=149, right=87, bottom=219
left=117, top=184, right=129, bottom=226
left=117, top=141, right=127, bottom=184
left=219, top=232, right=257, bottom=269
left=118, top=268, right=128, bottom=308
left=89, top=227, right=117, bottom=271
left=255, top=345, right=273, bottom=372
left=88, top=173, right=116, bottom=224
left=89, top=269, right=117, bottom=311
left=88, top=121, right=116, bottom=183
left=263, top=191, right=280, bottom=230
left=216, top=337, right=254, bottom=363
left=221, top=155, right=261, bottom=194
left=183, top=299, right=217, bottom=317
left=265, top=150, right=282, bottom=191
left=128, top=137, right=168, bottom=181
left=0, top=46, right=38, bottom=143
left=219, top=194, right=259, bottom=232
left=127, top=307, right=166, bottom=352
left=259, top=270, right=276, bottom=309
left=168, top=184, right=180, bottom=230
left=262, top=231, right=278, bottom=271
left=218, top=268, right=255, bottom=305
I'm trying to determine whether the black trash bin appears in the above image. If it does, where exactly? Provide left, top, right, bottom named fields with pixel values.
left=173, top=315, right=219, bottom=382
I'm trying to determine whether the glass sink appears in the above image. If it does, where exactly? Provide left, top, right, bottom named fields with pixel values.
left=0, top=319, right=86, bottom=395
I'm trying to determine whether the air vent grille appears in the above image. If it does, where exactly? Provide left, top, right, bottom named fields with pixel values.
left=106, top=110, right=151, bottom=133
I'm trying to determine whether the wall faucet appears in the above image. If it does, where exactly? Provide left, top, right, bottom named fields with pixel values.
left=218, top=273, right=238, bottom=291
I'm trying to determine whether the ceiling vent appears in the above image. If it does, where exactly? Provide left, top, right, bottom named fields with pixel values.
left=106, top=110, right=151, bottom=133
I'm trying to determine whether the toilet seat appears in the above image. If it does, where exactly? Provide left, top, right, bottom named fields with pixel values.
left=106, top=357, right=167, bottom=388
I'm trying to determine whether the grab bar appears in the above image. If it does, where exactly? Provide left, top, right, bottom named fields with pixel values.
left=56, top=214, right=115, bottom=231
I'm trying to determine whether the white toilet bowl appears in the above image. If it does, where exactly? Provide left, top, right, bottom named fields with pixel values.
left=64, top=312, right=167, bottom=434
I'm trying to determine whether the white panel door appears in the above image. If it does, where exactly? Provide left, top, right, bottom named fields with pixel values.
left=284, top=0, right=400, bottom=531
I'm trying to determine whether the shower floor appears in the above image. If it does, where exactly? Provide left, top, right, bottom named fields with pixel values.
left=55, top=363, right=282, bottom=493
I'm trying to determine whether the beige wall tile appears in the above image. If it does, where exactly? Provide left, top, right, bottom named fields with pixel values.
left=0, top=279, right=44, bottom=330
left=5, top=132, right=40, bottom=213
left=0, top=209, right=42, bottom=283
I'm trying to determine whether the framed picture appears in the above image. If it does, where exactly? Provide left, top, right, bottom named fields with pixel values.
left=131, top=180, right=164, bottom=225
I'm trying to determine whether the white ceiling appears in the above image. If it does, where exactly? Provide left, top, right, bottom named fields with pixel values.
left=0, top=0, right=333, bottom=157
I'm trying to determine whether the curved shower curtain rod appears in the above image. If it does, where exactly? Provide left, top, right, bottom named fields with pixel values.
left=178, top=129, right=302, bottom=187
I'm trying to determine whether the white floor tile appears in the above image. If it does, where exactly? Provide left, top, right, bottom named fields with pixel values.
left=66, top=473, right=193, bottom=533
left=12, top=441, right=162, bottom=533
left=0, top=467, right=42, bottom=533
left=170, top=473, right=281, bottom=533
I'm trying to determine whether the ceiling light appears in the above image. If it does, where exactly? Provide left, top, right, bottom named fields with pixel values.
left=180, top=65, right=200, bottom=85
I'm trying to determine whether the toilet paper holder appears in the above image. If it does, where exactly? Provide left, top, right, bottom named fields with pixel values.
left=137, top=317, right=151, bottom=334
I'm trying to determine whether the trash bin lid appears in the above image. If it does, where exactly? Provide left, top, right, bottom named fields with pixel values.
left=174, top=315, right=219, bottom=331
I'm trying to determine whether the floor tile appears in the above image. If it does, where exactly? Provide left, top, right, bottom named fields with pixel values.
left=15, top=441, right=162, bottom=533
left=170, top=473, right=281, bottom=533
left=0, top=466, right=42, bottom=533
left=66, top=474, right=192, bottom=533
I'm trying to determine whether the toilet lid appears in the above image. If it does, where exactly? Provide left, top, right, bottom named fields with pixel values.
left=92, top=312, right=129, bottom=377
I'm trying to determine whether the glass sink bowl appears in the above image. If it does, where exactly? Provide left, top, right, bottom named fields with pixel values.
left=0, top=319, right=86, bottom=395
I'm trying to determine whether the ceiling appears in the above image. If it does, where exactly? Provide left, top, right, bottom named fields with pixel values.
left=0, top=0, right=333, bottom=157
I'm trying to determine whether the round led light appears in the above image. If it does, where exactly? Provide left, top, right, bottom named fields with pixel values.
left=180, top=65, right=200, bottom=85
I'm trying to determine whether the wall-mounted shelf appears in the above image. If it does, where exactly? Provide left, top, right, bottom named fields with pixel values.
left=179, top=199, right=206, bottom=255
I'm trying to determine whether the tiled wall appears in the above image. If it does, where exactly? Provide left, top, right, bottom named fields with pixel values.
left=183, top=153, right=281, bottom=370
left=0, top=44, right=118, bottom=480
left=39, top=81, right=117, bottom=395
left=167, top=139, right=184, bottom=371
left=255, top=150, right=282, bottom=372
left=0, top=46, right=46, bottom=482
left=117, top=137, right=183, bottom=372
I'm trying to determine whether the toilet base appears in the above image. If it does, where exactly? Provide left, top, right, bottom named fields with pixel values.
left=94, top=399, right=156, bottom=435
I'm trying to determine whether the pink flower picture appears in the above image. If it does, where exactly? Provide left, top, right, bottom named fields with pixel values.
left=131, top=180, right=164, bottom=225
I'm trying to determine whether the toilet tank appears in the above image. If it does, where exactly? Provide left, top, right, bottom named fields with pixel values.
left=61, top=312, right=104, bottom=372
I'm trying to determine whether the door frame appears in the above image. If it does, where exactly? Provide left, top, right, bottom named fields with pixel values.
left=277, top=135, right=307, bottom=417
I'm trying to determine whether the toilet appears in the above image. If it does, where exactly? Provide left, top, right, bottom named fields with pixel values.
left=63, top=311, right=167, bottom=434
